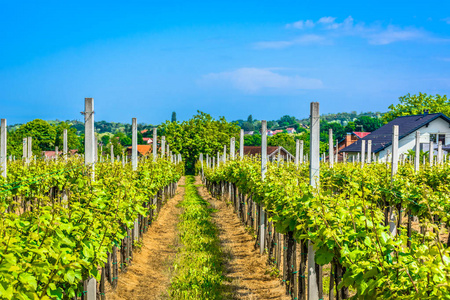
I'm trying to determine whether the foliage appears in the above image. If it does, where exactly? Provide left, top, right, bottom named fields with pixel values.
left=354, top=116, right=382, bottom=132
left=0, top=157, right=183, bottom=299
left=244, top=134, right=261, bottom=146
left=383, top=93, right=450, bottom=123
left=160, top=111, right=240, bottom=174
left=54, top=122, right=80, bottom=151
left=7, top=119, right=57, bottom=157
left=204, top=159, right=450, bottom=298
left=171, top=111, right=177, bottom=122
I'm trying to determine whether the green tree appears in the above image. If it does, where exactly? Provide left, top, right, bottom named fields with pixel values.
left=241, top=121, right=255, bottom=131
left=54, top=122, right=80, bottom=151
left=247, top=114, right=253, bottom=123
left=172, top=111, right=177, bottom=122
left=244, top=134, right=261, bottom=146
left=354, top=116, right=382, bottom=132
left=383, top=93, right=450, bottom=123
left=7, top=119, right=57, bottom=157
left=268, top=133, right=296, bottom=154
left=110, top=136, right=124, bottom=156
left=101, top=135, right=110, bottom=146
left=161, top=111, right=240, bottom=174
left=138, top=132, right=144, bottom=145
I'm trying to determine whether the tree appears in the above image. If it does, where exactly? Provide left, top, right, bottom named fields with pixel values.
left=7, top=119, right=57, bottom=157
left=247, top=114, right=253, bottom=123
left=244, top=134, right=261, bottom=146
left=54, top=121, right=80, bottom=151
left=268, top=133, right=296, bottom=154
left=172, top=111, right=177, bottom=122
left=354, top=116, right=382, bottom=132
left=110, top=136, right=124, bottom=156
left=138, top=132, right=144, bottom=145
left=383, top=93, right=450, bottom=123
left=161, top=111, right=240, bottom=174
left=241, top=121, right=255, bottom=131
left=101, top=135, right=110, bottom=146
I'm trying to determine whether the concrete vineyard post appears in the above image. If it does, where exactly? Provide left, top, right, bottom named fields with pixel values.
left=295, top=139, right=300, bottom=167
left=429, top=141, right=434, bottom=166
left=328, top=129, right=333, bottom=167
left=260, top=120, right=267, bottom=255
left=438, top=141, right=443, bottom=164
left=367, top=140, right=372, bottom=164
left=111, top=144, right=114, bottom=163
left=167, top=143, right=170, bottom=158
left=335, top=140, right=338, bottom=163
left=240, top=129, right=244, bottom=160
left=84, top=98, right=95, bottom=179
left=300, top=140, right=304, bottom=164
left=1, top=119, right=6, bottom=178
left=63, top=128, right=68, bottom=160
left=22, top=138, right=27, bottom=162
left=361, top=140, right=366, bottom=168
left=217, top=151, right=220, bottom=167
left=390, top=125, right=399, bottom=237
left=153, top=128, right=157, bottom=161
left=223, top=145, right=227, bottom=163
left=94, top=136, right=98, bottom=163
left=132, top=118, right=137, bottom=171
left=415, top=131, right=420, bottom=172
left=161, top=136, right=166, bottom=158
left=309, top=102, right=320, bottom=300
left=230, top=137, right=235, bottom=160
left=27, top=137, right=32, bottom=164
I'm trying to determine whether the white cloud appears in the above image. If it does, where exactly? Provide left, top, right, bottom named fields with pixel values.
left=200, top=68, right=323, bottom=93
left=286, top=20, right=314, bottom=29
left=254, top=34, right=326, bottom=49
left=259, top=16, right=443, bottom=48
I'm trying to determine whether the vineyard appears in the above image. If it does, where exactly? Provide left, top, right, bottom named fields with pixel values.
left=1, top=99, right=450, bottom=300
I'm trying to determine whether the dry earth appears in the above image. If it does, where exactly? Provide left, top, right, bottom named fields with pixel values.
left=195, top=176, right=291, bottom=300
left=105, top=176, right=185, bottom=300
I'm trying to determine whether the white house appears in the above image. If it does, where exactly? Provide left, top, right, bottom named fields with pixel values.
left=341, top=112, right=450, bottom=162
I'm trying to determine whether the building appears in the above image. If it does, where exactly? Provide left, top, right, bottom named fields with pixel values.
left=341, top=112, right=450, bottom=161
left=126, top=145, right=152, bottom=158
left=286, top=127, right=296, bottom=134
left=42, top=149, right=78, bottom=159
left=243, top=146, right=294, bottom=161
left=337, top=132, right=371, bottom=152
left=142, top=137, right=153, bottom=144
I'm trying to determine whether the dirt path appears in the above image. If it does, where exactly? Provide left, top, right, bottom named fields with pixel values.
left=106, top=177, right=185, bottom=300
left=195, top=176, right=290, bottom=300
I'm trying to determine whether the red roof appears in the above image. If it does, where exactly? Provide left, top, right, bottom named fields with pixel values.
left=127, top=145, right=152, bottom=156
left=353, top=132, right=371, bottom=139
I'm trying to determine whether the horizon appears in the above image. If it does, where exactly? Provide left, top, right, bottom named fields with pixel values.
left=1, top=1, right=449, bottom=124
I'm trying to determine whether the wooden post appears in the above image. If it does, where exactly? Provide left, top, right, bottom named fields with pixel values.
left=260, top=120, right=267, bottom=255
left=161, top=136, right=166, bottom=158
left=295, top=139, right=300, bottom=167
left=415, top=131, right=420, bottom=172
left=328, top=129, right=333, bottom=167
left=1, top=119, right=6, bottom=178
left=240, top=129, right=244, bottom=159
left=309, top=102, right=320, bottom=300
left=153, top=128, right=157, bottom=161
left=361, top=140, right=366, bottom=168
left=132, top=118, right=138, bottom=171
left=84, top=98, right=95, bottom=179
left=367, top=140, right=372, bottom=164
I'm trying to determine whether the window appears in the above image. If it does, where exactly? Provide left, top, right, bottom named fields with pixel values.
left=430, top=134, right=446, bottom=145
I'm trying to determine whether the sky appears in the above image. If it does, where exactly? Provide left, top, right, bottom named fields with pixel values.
left=1, top=0, right=450, bottom=125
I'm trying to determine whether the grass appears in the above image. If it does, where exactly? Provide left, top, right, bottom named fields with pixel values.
left=169, top=176, right=227, bottom=299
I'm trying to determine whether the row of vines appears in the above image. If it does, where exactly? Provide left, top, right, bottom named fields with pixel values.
left=0, top=157, right=183, bottom=299
left=201, top=157, right=450, bottom=299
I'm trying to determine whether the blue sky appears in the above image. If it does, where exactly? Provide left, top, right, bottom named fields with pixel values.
left=1, top=0, right=449, bottom=125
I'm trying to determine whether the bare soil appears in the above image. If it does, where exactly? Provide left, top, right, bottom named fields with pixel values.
left=195, top=176, right=291, bottom=300
left=105, top=177, right=185, bottom=300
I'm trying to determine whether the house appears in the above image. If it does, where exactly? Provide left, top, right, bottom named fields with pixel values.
left=142, top=137, right=153, bottom=144
left=286, top=127, right=296, bottom=134
left=268, top=130, right=283, bottom=136
left=140, top=129, right=148, bottom=134
left=243, top=146, right=294, bottom=161
left=341, top=112, right=450, bottom=161
left=42, top=149, right=78, bottom=159
left=244, top=131, right=254, bottom=135
left=337, top=132, right=371, bottom=152
left=126, top=145, right=152, bottom=158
